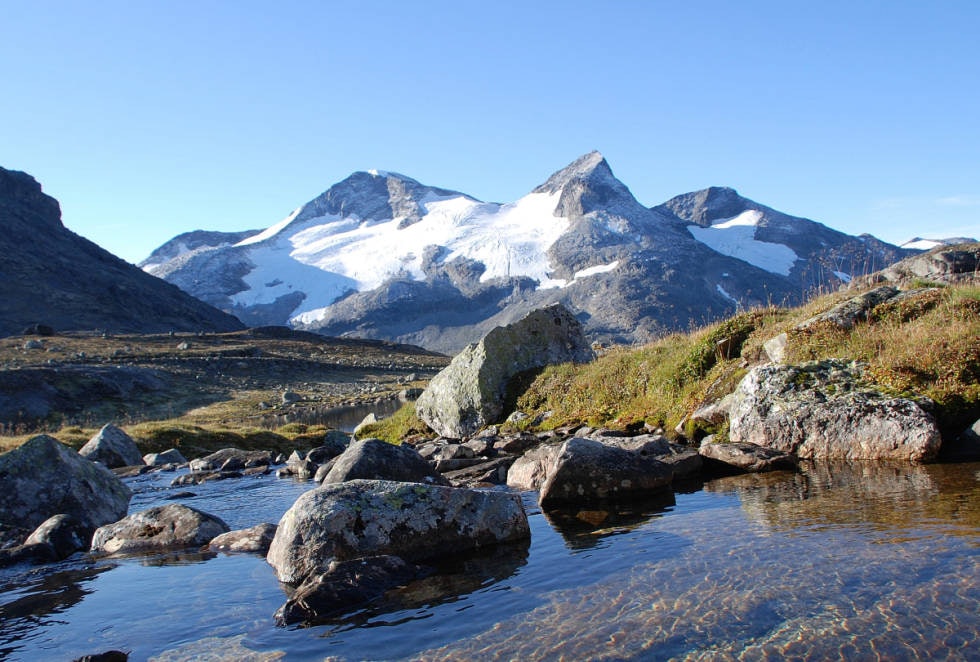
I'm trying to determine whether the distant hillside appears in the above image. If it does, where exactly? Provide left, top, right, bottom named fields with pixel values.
left=0, top=167, right=245, bottom=337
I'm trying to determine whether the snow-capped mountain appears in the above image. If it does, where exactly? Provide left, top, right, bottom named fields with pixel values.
left=143, top=152, right=911, bottom=353
left=899, top=236, right=977, bottom=251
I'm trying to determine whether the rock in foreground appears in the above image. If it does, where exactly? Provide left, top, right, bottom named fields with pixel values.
left=267, top=479, right=530, bottom=584
left=0, top=435, right=132, bottom=534
left=416, top=304, right=594, bottom=438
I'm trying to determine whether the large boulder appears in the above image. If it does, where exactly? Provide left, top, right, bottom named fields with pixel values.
left=78, top=424, right=144, bottom=468
left=0, top=435, right=131, bottom=534
left=90, top=504, right=230, bottom=555
left=267, top=479, right=530, bottom=584
left=729, top=360, right=942, bottom=462
left=538, top=437, right=673, bottom=507
left=415, top=304, right=594, bottom=438
left=322, top=438, right=449, bottom=486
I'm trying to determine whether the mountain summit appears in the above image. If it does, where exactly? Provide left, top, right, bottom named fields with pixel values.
left=143, top=153, right=909, bottom=353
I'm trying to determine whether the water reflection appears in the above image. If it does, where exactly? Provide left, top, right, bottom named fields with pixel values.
left=542, top=491, right=676, bottom=550
left=707, top=460, right=980, bottom=536
left=0, top=562, right=112, bottom=658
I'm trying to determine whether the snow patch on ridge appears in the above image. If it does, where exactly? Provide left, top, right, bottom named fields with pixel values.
left=716, top=283, right=741, bottom=308
left=688, top=210, right=798, bottom=276
left=229, top=191, right=568, bottom=323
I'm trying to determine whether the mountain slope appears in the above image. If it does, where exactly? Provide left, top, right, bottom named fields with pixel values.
left=144, top=152, right=910, bottom=353
left=0, top=167, right=245, bottom=337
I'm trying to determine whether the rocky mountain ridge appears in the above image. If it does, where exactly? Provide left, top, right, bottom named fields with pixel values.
left=0, top=167, right=245, bottom=337
left=143, top=152, right=912, bottom=353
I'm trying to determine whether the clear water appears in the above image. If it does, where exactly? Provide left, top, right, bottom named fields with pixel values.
left=1, top=461, right=977, bottom=661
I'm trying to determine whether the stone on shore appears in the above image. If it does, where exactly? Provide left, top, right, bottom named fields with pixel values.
left=415, top=304, right=594, bottom=438
left=538, top=437, right=673, bottom=506
left=728, top=360, right=942, bottom=462
left=322, top=438, right=449, bottom=486
left=143, top=448, right=187, bottom=467
left=699, top=438, right=798, bottom=474
left=91, top=504, right=230, bottom=555
left=267, top=479, right=530, bottom=584
left=78, top=424, right=144, bottom=469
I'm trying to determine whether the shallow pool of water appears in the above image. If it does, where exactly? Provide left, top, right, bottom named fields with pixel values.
left=1, top=461, right=977, bottom=661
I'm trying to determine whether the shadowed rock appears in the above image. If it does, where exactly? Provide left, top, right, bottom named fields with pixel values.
left=699, top=438, right=798, bottom=474
left=322, top=438, right=449, bottom=486
left=79, top=424, right=144, bottom=469
left=0, top=435, right=131, bottom=534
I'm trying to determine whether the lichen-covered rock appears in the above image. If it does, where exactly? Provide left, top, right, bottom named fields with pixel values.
left=415, top=304, right=594, bottom=438
left=699, top=438, right=798, bottom=474
left=729, top=360, right=942, bottom=462
left=143, top=448, right=187, bottom=466
left=857, top=243, right=980, bottom=286
left=796, top=286, right=898, bottom=331
left=322, top=438, right=449, bottom=486
left=0, top=435, right=131, bottom=533
left=538, top=437, right=673, bottom=506
left=207, top=523, right=278, bottom=554
left=78, top=424, right=144, bottom=468
left=90, top=504, right=230, bottom=555
left=267, top=479, right=530, bottom=584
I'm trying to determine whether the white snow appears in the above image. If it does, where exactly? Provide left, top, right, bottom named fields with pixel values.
left=236, top=207, right=303, bottom=247
left=900, top=238, right=943, bottom=250
left=833, top=270, right=852, bottom=283
left=223, top=190, right=569, bottom=323
left=573, top=261, right=620, bottom=280
left=688, top=210, right=799, bottom=276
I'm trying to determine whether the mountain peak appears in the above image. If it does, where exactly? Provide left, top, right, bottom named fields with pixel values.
left=655, top=186, right=750, bottom=226
left=532, top=151, right=645, bottom=218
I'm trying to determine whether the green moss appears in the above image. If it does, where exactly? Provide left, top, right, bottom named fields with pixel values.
left=354, top=403, right=431, bottom=444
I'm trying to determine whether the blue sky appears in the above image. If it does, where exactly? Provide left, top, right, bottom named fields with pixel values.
left=2, top=1, right=978, bottom=263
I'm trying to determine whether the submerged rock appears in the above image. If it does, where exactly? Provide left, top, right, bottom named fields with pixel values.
left=0, top=435, right=131, bottom=534
left=267, top=479, right=530, bottom=584
left=729, top=360, right=942, bottom=462
left=91, top=504, right=230, bottom=555
left=78, top=424, right=144, bottom=469
left=699, top=438, right=798, bottom=474
left=415, top=304, right=594, bottom=438
left=275, top=554, right=425, bottom=626
left=538, top=437, right=673, bottom=506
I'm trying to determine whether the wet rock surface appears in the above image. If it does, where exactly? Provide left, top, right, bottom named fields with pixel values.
left=267, top=479, right=530, bottom=584
left=90, top=503, right=230, bottom=555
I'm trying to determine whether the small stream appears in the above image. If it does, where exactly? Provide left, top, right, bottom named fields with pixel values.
left=1, top=461, right=978, bottom=661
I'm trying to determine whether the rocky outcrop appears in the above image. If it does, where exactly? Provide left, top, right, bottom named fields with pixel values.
left=729, top=360, right=942, bottom=462
left=538, top=437, right=673, bottom=506
left=698, top=438, right=798, bottom=474
left=322, top=438, right=449, bottom=485
left=267, top=479, right=530, bottom=584
left=854, top=242, right=980, bottom=287
left=415, top=304, right=594, bottom=438
left=207, top=523, right=278, bottom=554
left=79, top=424, right=144, bottom=468
left=0, top=435, right=131, bottom=534
left=795, top=286, right=899, bottom=331
left=90, top=504, right=230, bottom=555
